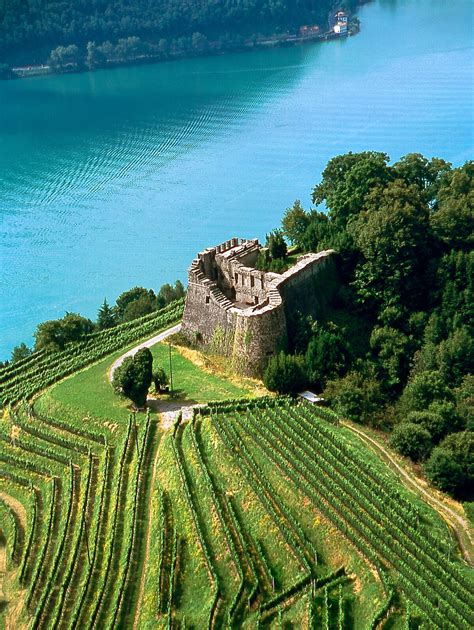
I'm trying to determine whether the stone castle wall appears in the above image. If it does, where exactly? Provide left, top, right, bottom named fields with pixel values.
left=181, top=237, right=335, bottom=375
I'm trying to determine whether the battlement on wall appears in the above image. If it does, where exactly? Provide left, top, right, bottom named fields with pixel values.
left=182, top=237, right=336, bottom=375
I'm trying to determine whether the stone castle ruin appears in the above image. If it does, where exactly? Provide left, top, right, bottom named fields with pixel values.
left=182, top=237, right=336, bottom=375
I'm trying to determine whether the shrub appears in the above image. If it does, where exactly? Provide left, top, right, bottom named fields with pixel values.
left=390, top=423, right=432, bottom=462
left=324, top=367, right=384, bottom=424
left=424, top=448, right=464, bottom=497
left=153, top=367, right=169, bottom=392
left=263, top=352, right=306, bottom=395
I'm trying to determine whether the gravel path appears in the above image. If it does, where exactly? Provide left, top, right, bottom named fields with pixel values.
left=343, top=421, right=474, bottom=567
left=108, top=323, right=182, bottom=383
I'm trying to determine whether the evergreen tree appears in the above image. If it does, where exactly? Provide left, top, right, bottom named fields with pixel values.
left=11, top=342, right=32, bottom=363
left=305, top=323, right=350, bottom=389
left=97, top=299, right=116, bottom=330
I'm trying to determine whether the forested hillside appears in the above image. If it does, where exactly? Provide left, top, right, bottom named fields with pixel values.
left=262, top=152, right=473, bottom=500
left=0, top=0, right=354, bottom=65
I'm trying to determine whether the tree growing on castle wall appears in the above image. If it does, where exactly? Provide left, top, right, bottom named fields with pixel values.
left=256, top=229, right=288, bottom=273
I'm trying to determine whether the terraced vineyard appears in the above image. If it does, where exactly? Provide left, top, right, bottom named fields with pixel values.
left=1, top=396, right=472, bottom=627
left=0, top=322, right=473, bottom=627
left=0, top=298, right=184, bottom=406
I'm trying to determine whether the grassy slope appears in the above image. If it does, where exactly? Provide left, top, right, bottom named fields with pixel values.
left=35, top=342, right=255, bottom=426
left=149, top=344, right=256, bottom=404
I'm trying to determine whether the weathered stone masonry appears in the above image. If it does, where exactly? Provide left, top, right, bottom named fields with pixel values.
left=182, top=237, right=336, bottom=375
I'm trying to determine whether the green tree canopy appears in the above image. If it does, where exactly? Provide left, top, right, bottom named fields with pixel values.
left=305, top=322, right=350, bottom=389
left=324, top=367, right=384, bottom=425
left=281, top=200, right=310, bottom=247
left=49, top=44, right=80, bottom=67
left=312, top=151, right=391, bottom=228
left=436, top=326, right=474, bottom=388
left=407, top=410, right=449, bottom=444
left=266, top=229, right=288, bottom=260
left=424, top=448, right=464, bottom=497
left=348, top=179, right=431, bottom=313
left=263, top=352, right=306, bottom=395
left=390, top=423, right=432, bottom=462
left=157, top=280, right=186, bottom=308
left=425, top=431, right=474, bottom=498
left=369, top=326, right=413, bottom=393
left=34, top=312, right=94, bottom=352
left=299, top=210, right=336, bottom=253
left=398, top=371, right=453, bottom=414
left=392, top=153, right=451, bottom=204
left=454, top=375, right=474, bottom=431
left=114, top=287, right=158, bottom=322
left=430, top=161, right=474, bottom=249
left=112, top=347, right=153, bottom=408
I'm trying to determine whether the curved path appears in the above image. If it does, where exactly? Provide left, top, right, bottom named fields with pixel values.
left=342, top=421, right=474, bottom=567
left=108, top=323, right=182, bottom=383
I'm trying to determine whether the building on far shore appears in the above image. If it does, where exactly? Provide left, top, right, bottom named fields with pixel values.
left=181, top=238, right=337, bottom=376
left=299, top=25, right=320, bottom=37
left=334, top=11, right=348, bottom=35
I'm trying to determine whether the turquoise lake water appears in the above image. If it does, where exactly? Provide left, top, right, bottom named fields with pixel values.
left=0, top=0, right=473, bottom=359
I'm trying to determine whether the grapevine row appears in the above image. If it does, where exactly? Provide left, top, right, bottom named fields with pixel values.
left=239, top=404, right=472, bottom=628
left=171, top=421, right=220, bottom=629
left=190, top=417, right=245, bottom=624
left=88, top=417, right=133, bottom=628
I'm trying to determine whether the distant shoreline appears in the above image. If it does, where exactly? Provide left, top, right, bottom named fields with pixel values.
left=4, top=18, right=360, bottom=81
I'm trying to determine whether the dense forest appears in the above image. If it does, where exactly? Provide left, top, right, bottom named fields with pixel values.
left=261, top=152, right=473, bottom=500
left=0, top=0, right=358, bottom=67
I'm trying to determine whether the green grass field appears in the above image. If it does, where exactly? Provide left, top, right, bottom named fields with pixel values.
left=149, top=344, right=253, bottom=404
